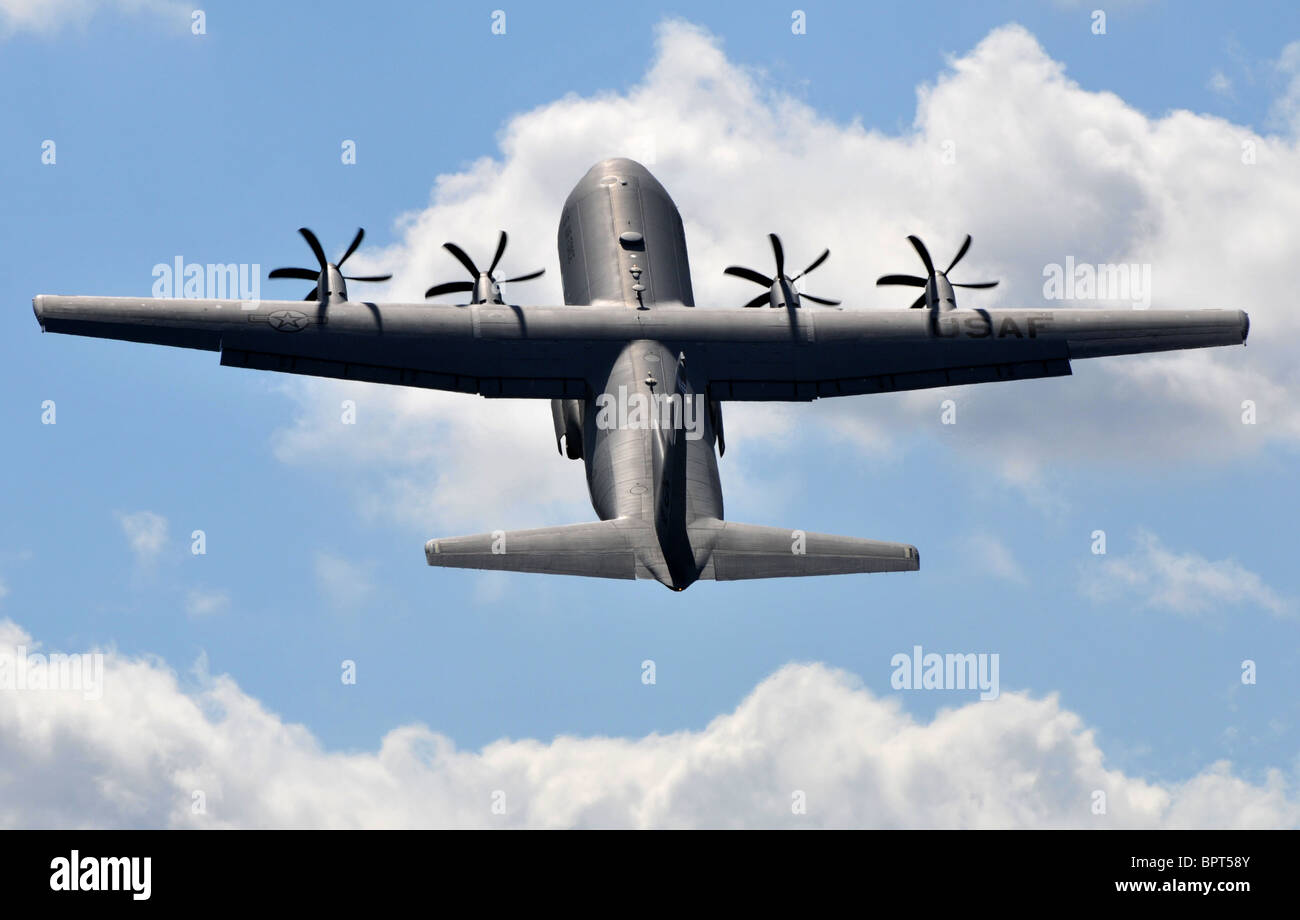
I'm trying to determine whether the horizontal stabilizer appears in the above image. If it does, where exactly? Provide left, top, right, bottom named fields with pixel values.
left=425, top=520, right=642, bottom=580
left=690, top=519, right=919, bottom=581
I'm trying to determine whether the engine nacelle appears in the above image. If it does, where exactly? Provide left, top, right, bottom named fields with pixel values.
left=550, top=398, right=585, bottom=459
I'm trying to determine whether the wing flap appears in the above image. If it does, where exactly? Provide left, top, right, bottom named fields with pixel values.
left=220, top=347, right=586, bottom=398
left=710, top=356, right=1072, bottom=401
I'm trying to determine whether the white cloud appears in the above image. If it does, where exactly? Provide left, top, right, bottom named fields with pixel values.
left=0, top=617, right=1293, bottom=828
left=1271, top=41, right=1300, bottom=134
left=273, top=381, right=590, bottom=533
left=313, top=551, right=375, bottom=610
left=116, top=511, right=169, bottom=566
left=184, top=589, right=229, bottom=619
left=963, top=532, right=1027, bottom=584
left=274, top=21, right=1300, bottom=527
left=1084, top=529, right=1291, bottom=618
left=0, top=0, right=185, bottom=35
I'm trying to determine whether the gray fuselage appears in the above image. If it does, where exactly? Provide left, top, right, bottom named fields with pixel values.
left=556, top=158, right=722, bottom=589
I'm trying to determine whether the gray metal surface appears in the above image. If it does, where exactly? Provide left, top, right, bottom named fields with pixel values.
left=32, top=157, right=1250, bottom=590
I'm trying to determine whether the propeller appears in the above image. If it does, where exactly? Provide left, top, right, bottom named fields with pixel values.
left=724, top=233, right=840, bottom=309
left=269, top=227, right=392, bottom=301
left=424, top=230, right=545, bottom=304
left=876, top=234, right=997, bottom=310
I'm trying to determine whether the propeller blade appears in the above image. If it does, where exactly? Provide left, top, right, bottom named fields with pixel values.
left=343, top=274, right=392, bottom=283
left=303, top=288, right=320, bottom=301
left=269, top=267, right=319, bottom=281
left=443, top=242, right=480, bottom=278
left=768, top=233, right=785, bottom=278
left=742, top=292, right=771, bottom=309
left=299, top=227, right=329, bottom=272
left=876, top=274, right=927, bottom=287
left=909, top=293, right=928, bottom=309
left=801, top=294, right=841, bottom=306
left=792, top=249, right=830, bottom=281
left=953, top=281, right=999, bottom=289
left=907, top=235, right=935, bottom=278
left=946, top=234, right=972, bottom=273
left=425, top=280, right=475, bottom=299
left=724, top=266, right=773, bottom=287
left=338, top=227, right=365, bottom=267
left=488, top=231, right=508, bottom=275
left=502, top=268, right=545, bottom=284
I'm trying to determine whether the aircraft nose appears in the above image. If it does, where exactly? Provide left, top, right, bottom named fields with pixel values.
left=588, top=157, right=654, bottom=179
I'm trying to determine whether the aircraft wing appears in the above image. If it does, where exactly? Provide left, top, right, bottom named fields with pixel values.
left=32, top=295, right=613, bottom=399
left=641, top=306, right=1249, bottom=400
left=33, top=295, right=1246, bottom=401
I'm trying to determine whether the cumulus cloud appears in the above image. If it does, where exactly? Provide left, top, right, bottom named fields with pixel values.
left=0, top=617, right=1293, bottom=828
left=0, top=0, right=186, bottom=35
left=116, top=511, right=169, bottom=566
left=274, top=21, right=1300, bottom=528
left=1083, top=529, right=1291, bottom=618
left=273, top=381, right=590, bottom=532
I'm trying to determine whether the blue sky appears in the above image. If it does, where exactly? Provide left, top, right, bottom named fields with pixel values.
left=2, top=1, right=1299, bottom=827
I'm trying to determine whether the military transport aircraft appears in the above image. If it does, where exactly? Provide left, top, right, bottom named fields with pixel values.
left=33, top=158, right=1249, bottom=590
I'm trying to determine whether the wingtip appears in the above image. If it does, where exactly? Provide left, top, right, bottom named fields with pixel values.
left=1241, top=310, right=1250, bottom=344
left=33, top=295, right=45, bottom=330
